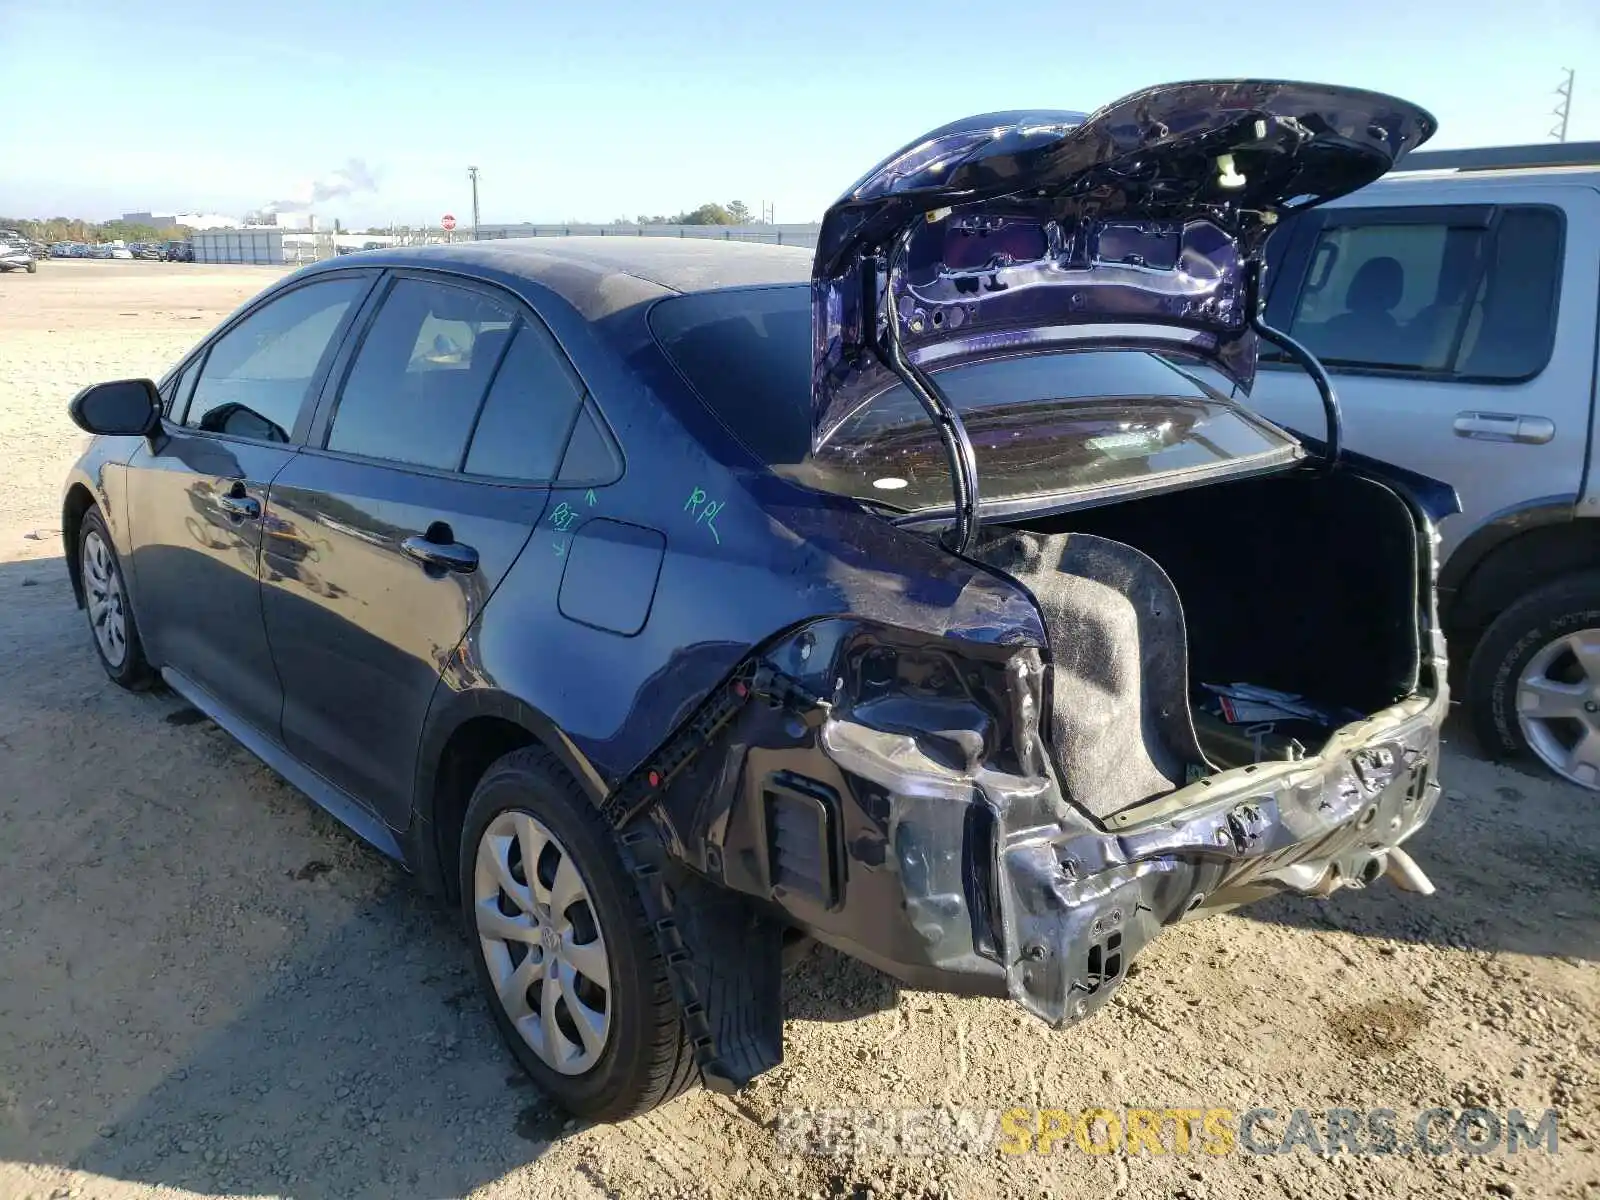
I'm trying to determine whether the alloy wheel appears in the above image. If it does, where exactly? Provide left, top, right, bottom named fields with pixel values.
left=1515, top=627, right=1600, bottom=787
left=82, top=530, right=128, bottom=668
left=473, top=810, right=612, bottom=1074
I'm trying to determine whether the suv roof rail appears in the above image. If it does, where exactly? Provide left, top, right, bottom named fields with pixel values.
left=1393, top=141, right=1600, bottom=173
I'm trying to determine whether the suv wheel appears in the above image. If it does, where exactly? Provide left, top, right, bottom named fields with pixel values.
left=79, top=507, right=156, bottom=689
left=1466, top=571, right=1600, bottom=789
left=460, top=746, right=697, bottom=1119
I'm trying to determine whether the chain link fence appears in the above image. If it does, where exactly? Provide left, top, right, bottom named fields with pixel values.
left=194, top=223, right=822, bottom=264
left=471, top=223, right=820, bottom=248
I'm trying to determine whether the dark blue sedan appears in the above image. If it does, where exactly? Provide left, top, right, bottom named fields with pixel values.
left=62, top=79, right=1451, bottom=1120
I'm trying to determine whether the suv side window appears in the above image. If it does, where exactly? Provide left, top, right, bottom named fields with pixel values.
left=462, top=319, right=587, bottom=480
left=1285, top=206, right=1562, bottom=380
left=186, top=276, right=369, bottom=442
left=327, top=277, right=516, bottom=469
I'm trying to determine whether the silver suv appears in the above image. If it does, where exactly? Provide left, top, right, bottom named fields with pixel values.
left=1250, top=142, right=1600, bottom=788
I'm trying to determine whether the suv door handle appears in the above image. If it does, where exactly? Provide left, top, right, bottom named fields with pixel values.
left=401, top=522, right=479, bottom=574
left=1453, top=411, right=1556, bottom=445
left=216, top=485, right=261, bottom=520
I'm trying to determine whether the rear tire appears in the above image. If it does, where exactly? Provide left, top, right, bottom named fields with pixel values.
left=1466, top=571, right=1600, bottom=789
left=78, top=507, right=156, bottom=690
left=459, top=746, right=697, bottom=1120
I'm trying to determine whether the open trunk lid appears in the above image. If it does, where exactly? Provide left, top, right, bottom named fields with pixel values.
left=810, top=79, right=1435, bottom=547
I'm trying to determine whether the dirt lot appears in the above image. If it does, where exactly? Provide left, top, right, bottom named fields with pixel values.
left=1, top=261, right=1597, bottom=1200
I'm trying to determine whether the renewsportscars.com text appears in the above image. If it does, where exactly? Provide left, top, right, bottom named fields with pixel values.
left=776, top=1106, right=1562, bottom=1158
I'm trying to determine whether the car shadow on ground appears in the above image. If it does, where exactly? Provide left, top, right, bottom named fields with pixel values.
left=61, top=888, right=583, bottom=1198
left=1239, top=712, right=1600, bottom=962
left=783, top=943, right=900, bottom=1023
left=0, top=556, right=899, bottom=1199
left=0, top=557, right=577, bottom=1197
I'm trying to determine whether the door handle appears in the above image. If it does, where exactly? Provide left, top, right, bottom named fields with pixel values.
left=401, top=522, right=479, bottom=574
left=1453, top=411, right=1556, bottom=445
left=216, top=485, right=261, bottom=520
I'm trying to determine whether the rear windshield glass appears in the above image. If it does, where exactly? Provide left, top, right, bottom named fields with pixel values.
left=650, top=285, right=1297, bottom=512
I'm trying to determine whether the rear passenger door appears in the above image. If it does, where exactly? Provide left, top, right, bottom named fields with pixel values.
left=260, top=272, right=590, bottom=826
left=1251, top=195, right=1591, bottom=560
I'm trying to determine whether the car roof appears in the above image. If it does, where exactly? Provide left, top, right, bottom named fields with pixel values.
left=326, top=236, right=813, bottom=321
left=1329, top=164, right=1600, bottom=207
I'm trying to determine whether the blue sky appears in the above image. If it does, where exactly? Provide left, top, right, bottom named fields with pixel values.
left=1, top=0, right=1596, bottom=227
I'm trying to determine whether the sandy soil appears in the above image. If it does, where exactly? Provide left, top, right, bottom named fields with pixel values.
left=0, top=261, right=1596, bottom=1200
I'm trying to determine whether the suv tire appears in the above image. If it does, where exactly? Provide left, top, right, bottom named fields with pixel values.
left=459, top=746, right=697, bottom=1119
left=1466, top=571, right=1600, bottom=788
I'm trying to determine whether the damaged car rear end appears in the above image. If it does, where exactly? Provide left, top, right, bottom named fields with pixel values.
left=639, top=81, right=1449, bottom=1056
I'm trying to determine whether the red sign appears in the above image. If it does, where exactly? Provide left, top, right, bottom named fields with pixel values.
left=441, top=214, right=457, bottom=231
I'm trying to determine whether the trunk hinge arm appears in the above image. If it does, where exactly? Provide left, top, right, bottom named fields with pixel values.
left=880, top=234, right=983, bottom=555
left=1244, top=257, right=1342, bottom=470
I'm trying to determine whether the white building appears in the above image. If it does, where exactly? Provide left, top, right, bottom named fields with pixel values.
left=121, top=211, right=242, bottom=231
left=240, top=211, right=317, bottom=231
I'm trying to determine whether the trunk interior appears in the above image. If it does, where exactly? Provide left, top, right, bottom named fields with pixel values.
left=975, top=468, right=1424, bottom=821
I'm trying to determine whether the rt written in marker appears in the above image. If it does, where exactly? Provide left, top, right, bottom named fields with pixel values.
left=684, top=487, right=724, bottom=545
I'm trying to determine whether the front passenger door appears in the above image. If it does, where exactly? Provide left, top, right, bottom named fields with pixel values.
left=126, top=272, right=375, bottom=733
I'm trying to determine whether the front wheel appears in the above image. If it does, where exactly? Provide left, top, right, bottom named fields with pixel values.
left=460, top=746, right=697, bottom=1120
left=25, top=259, right=37, bottom=273
left=1466, top=571, right=1600, bottom=789
left=78, top=507, right=156, bottom=689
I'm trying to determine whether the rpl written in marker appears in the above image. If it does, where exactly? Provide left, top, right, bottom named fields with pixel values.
left=684, top=487, right=725, bottom=545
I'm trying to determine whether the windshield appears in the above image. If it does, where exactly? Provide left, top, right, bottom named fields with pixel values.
left=651, top=285, right=1301, bottom=514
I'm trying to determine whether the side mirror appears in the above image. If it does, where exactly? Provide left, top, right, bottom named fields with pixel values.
left=68, top=379, right=162, bottom=437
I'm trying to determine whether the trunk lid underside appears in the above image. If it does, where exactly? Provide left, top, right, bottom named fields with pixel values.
left=809, top=79, right=1436, bottom=544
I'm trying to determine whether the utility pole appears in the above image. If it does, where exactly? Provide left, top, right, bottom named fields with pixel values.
left=468, top=166, right=481, bottom=240
left=1552, top=69, right=1575, bottom=143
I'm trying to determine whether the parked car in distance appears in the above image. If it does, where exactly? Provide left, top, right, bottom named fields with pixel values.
left=1250, top=140, right=1600, bottom=788
left=162, top=240, right=194, bottom=262
left=62, top=80, right=1450, bottom=1121
left=0, top=229, right=37, bottom=273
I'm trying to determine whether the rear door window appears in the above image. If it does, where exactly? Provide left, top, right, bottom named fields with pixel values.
left=186, top=276, right=369, bottom=442
left=462, top=319, right=587, bottom=481
left=1285, top=205, right=1562, bottom=380
left=326, top=277, right=517, bottom=470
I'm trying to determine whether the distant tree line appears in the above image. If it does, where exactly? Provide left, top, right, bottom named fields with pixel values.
left=614, top=201, right=757, bottom=227
left=0, top=216, right=192, bottom=243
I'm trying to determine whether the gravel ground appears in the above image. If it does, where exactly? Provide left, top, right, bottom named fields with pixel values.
left=1, top=261, right=1596, bottom=1200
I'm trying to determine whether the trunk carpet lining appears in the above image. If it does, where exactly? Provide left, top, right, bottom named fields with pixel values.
left=973, top=530, right=1208, bottom=819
